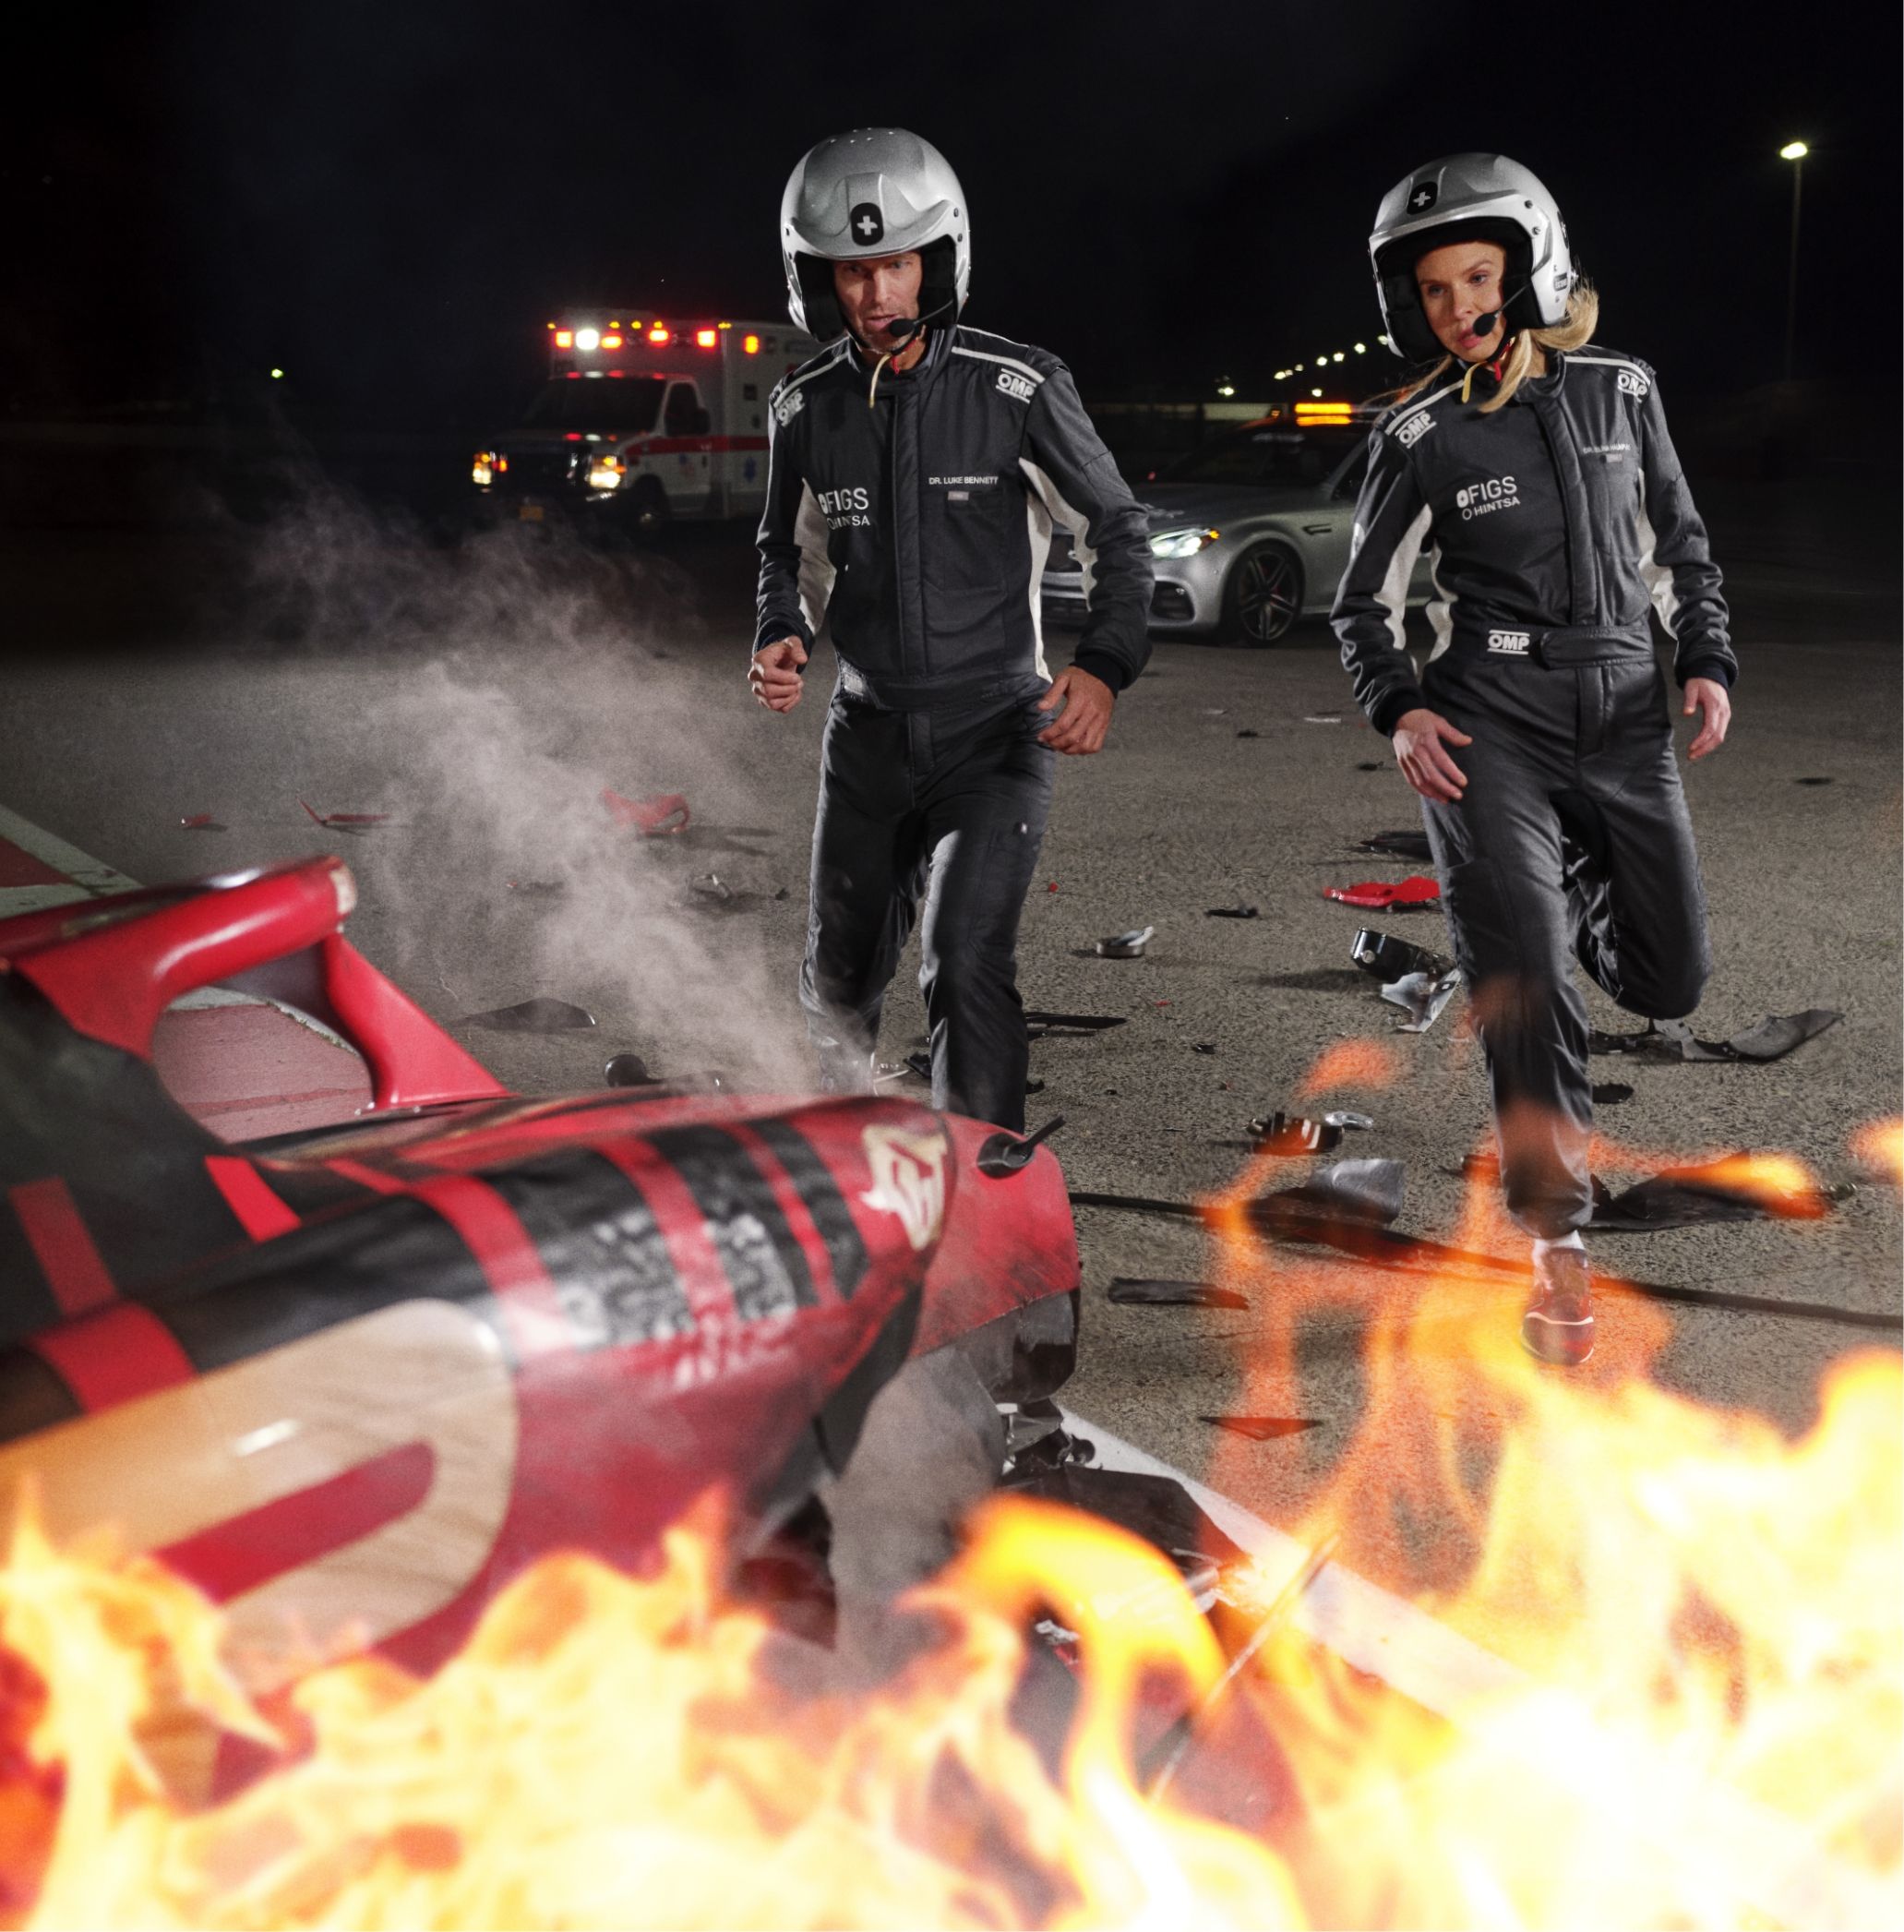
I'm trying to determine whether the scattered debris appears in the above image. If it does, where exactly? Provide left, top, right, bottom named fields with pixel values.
left=1203, top=1416, right=1323, bottom=1441
left=1236, top=727, right=1260, bottom=739
left=178, top=812, right=224, bottom=831
left=1589, top=1010, right=1842, bottom=1063
left=1351, top=928, right=1450, bottom=981
left=1248, top=1112, right=1345, bottom=1157
left=1324, top=875, right=1441, bottom=911
left=506, top=878, right=566, bottom=896
left=1322, top=1109, right=1375, bottom=1131
left=1002, top=1467, right=1246, bottom=1595
left=1356, top=761, right=1384, bottom=771
left=1260, top=1157, right=1407, bottom=1230
left=1108, top=1278, right=1248, bottom=1309
left=1025, top=1076, right=1046, bottom=1096
left=904, top=1050, right=931, bottom=1081
left=1590, top=1159, right=1849, bottom=1232
left=1096, top=926, right=1156, bottom=959
left=690, top=872, right=733, bottom=902
left=1593, top=1082, right=1635, bottom=1105
left=1794, top=776, right=1833, bottom=786
left=1046, top=882, right=1059, bottom=893
left=1304, top=714, right=1343, bottom=725
left=603, top=1052, right=655, bottom=1086
left=299, top=800, right=389, bottom=831
left=603, top=788, right=691, bottom=835
left=1354, top=829, right=1434, bottom=861
left=1193, top=1041, right=1217, bottom=1055
left=1203, top=707, right=1227, bottom=716
left=1205, top=904, right=1259, bottom=919
left=976, top=1115, right=1066, bottom=1177
left=461, top=997, right=596, bottom=1032
left=1381, top=966, right=1464, bottom=1033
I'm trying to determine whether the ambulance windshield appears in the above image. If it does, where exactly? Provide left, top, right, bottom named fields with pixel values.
left=521, top=377, right=669, bottom=432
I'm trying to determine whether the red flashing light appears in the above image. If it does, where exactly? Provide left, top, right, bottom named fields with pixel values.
left=554, top=330, right=573, bottom=349
left=608, top=369, right=625, bottom=378
left=565, top=371, right=581, bottom=379
left=565, top=432, right=582, bottom=441
left=602, top=333, right=623, bottom=349
left=743, top=333, right=760, bottom=354
left=647, top=325, right=670, bottom=344
left=695, top=328, right=717, bottom=348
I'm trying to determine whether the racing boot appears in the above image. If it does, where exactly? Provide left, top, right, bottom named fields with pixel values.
left=1521, top=1242, right=1594, bottom=1366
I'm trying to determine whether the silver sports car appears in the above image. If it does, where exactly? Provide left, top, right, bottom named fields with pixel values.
left=1042, top=419, right=1430, bottom=645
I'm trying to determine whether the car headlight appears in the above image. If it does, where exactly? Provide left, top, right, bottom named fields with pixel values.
left=1149, top=527, right=1219, bottom=559
left=472, top=451, right=497, bottom=487
left=586, top=454, right=626, bottom=492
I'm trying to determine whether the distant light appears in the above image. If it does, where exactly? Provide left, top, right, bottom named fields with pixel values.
left=601, top=333, right=623, bottom=349
left=696, top=328, right=718, bottom=347
left=1311, top=387, right=1323, bottom=398
left=545, top=321, right=556, bottom=330
left=1780, top=140, right=1809, bottom=161
left=1332, top=351, right=1345, bottom=363
left=575, top=328, right=601, bottom=352
left=555, top=330, right=573, bottom=349
left=718, top=320, right=733, bottom=330
left=1354, top=342, right=1367, bottom=354
left=269, top=367, right=284, bottom=380
left=648, top=325, right=670, bottom=344
left=1377, top=334, right=1389, bottom=346
left=743, top=333, right=761, bottom=354
left=608, top=319, right=622, bottom=329
left=1216, top=383, right=1236, bottom=397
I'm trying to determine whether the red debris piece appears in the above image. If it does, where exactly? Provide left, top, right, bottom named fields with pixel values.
left=1323, top=875, right=1442, bottom=911
left=299, top=799, right=390, bottom=828
left=603, top=788, right=690, bottom=836
left=1047, top=882, right=1059, bottom=893
left=179, top=813, right=221, bottom=830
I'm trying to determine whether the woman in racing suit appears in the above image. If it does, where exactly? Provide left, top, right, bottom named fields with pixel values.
left=1333, top=153, right=1736, bottom=1365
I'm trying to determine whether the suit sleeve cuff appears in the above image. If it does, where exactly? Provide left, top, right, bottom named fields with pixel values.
left=754, top=619, right=813, bottom=656
left=1072, top=649, right=1132, bottom=694
left=1677, top=655, right=1734, bottom=690
left=1370, top=687, right=1427, bottom=738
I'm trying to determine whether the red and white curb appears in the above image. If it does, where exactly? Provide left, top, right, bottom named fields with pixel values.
left=0, top=802, right=140, bottom=917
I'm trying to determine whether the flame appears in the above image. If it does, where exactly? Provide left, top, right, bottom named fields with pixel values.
left=0, top=1077, right=1898, bottom=1926
left=1853, top=1118, right=1904, bottom=1185
left=1293, top=1038, right=1400, bottom=1100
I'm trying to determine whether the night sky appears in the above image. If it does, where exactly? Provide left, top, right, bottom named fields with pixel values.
left=6, top=0, right=1898, bottom=419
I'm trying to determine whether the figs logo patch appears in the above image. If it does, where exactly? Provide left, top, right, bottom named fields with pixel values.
left=858, top=1124, right=948, bottom=1252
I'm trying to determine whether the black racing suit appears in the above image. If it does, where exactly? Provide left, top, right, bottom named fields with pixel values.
left=1334, top=345, right=1736, bottom=1235
left=755, top=322, right=1153, bottom=1129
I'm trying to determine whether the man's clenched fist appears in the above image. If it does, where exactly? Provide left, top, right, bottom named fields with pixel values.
left=748, top=636, right=808, bottom=713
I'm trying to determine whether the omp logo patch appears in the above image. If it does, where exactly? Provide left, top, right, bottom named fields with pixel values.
left=1487, top=630, right=1532, bottom=655
left=1395, top=410, right=1433, bottom=448
left=858, top=1125, right=948, bottom=1253
left=1617, top=367, right=1650, bottom=398
left=1456, top=474, right=1520, bottom=520
left=773, top=386, right=806, bottom=427
left=996, top=367, right=1036, bottom=403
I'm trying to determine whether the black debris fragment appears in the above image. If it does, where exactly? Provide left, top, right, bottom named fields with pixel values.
left=1236, top=728, right=1261, bottom=739
left=1004, top=1466, right=1250, bottom=1590
left=1108, top=1278, right=1249, bottom=1309
left=1024, top=1012, right=1128, bottom=1032
left=1203, top=1416, right=1323, bottom=1441
left=1589, top=1010, right=1842, bottom=1063
left=1355, top=829, right=1434, bottom=861
left=976, top=1115, right=1066, bottom=1177
left=603, top=1051, right=654, bottom=1086
left=1592, top=1082, right=1635, bottom=1105
left=1096, top=926, right=1156, bottom=959
left=179, top=813, right=225, bottom=832
left=1194, top=1042, right=1217, bottom=1055
left=690, top=872, right=733, bottom=901
left=1249, top=1112, right=1345, bottom=1156
left=506, top=878, right=566, bottom=897
left=1356, top=761, right=1384, bottom=772
left=904, top=1050, right=931, bottom=1080
left=1205, top=905, right=1260, bottom=919
left=1794, top=776, right=1833, bottom=786
left=1589, top=1161, right=1848, bottom=1232
left=1260, top=1157, right=1407, bottom=1230
left=1350, top=927, right=1450, bottom=982
left=462, top=997, right=596, bottom=1032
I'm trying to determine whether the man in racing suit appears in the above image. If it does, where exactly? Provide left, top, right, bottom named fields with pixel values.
left=750, top=128, right=1152, bottom=1131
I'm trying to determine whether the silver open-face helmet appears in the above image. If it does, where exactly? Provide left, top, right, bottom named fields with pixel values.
left=779, top=128, right=971, bottom=341
left=1370, top=153, right=1575, bottom=361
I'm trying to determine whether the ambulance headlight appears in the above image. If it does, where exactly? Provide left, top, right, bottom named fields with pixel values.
left=1149, top=527, right=1219, bottom=558
left=472, top=451, right=497, bottom=487
left=586, top=454, right=626, bottom=491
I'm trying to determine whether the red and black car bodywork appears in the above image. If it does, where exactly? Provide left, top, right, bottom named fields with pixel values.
left=0, top=857, right=1079, bottom=1718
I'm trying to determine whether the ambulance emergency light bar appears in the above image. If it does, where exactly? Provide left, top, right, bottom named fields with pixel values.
left=548, top=320, right=760, bottom=354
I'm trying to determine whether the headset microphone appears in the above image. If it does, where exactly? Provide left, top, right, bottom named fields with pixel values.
left=884, top=294, right=957, bottom=342
left=1472, top=310, right=1502, bottom=337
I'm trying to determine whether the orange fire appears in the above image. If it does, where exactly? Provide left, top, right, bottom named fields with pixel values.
left=0, top=1104, right=1898, bottom=1926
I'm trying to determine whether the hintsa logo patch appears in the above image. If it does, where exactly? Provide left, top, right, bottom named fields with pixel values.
left=1395, top=411, right=1433, bottom=449
left=1407, top=180, right=1439, bottom=213
left=1617, top=366, right=1650, bottom=399
left=996, top=367, right=1036, bottom=403
left=1457, top=474, right=1520, bottom=520
left=773, top=386, right=805, bottom=428
left=858, top=1125, right=948, bottom=1253
left=850, top=202, right=884, bottom=246
left=1487, top=630, right=1532, bottom=655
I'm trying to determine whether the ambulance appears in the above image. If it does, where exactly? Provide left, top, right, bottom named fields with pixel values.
left=472, top=312, right=820, bottom=535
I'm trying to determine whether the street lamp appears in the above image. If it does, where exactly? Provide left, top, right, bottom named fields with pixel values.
left=1780, top=140, right=1808, bottom=381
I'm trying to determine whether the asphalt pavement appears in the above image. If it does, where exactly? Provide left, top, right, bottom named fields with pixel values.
left=2, top=477, right=1897, bottom=1587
